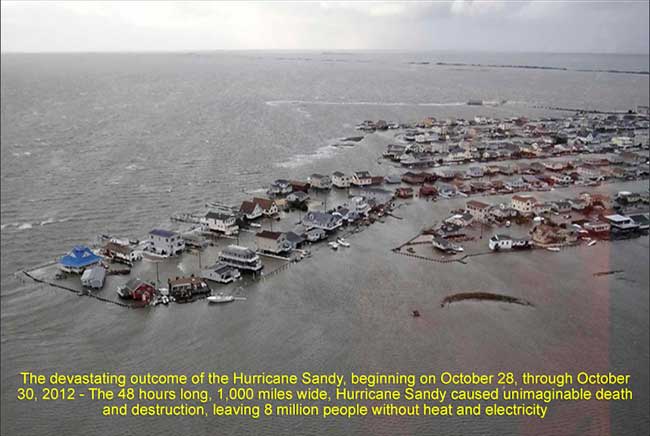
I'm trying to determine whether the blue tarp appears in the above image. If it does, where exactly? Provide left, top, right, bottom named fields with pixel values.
left=59, top=245, right=101, bottom=268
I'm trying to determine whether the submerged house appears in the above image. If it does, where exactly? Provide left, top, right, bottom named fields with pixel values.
left=218, top=245, right=263, bottom=272
left=81, top=265, right=106, bottom=289
left=147, top=229, right=185, bottom=257
left=202, top=211, right=239, bottom=235
left=256, top=230, right=292, bottom=254
left=168, top=276, right=210, bottom=300
left=309, top=174, right=332, bottom=190
left=352, top=171, right=373, bottom=187
left=511, top=195, right=537, bottom=216
left=252, top=197, right=279, bottom=216
left=201, top=262, right=241, bottom=284
left=59, top=245, right=102, bottom=274
left=302, top=211, right=342, bottom=231
left=488, top=234, right=532, bottom=251
left=331, top=171, right=352, bottom=188
left=267, top=179, right=292, bottom=196
left=466, top=200, right=491, bottom=222
left=117, top=278, right=156, bottom=302
left=239, top=200, right=264, bottom=220
left=102, top=240, right=141, bottom=265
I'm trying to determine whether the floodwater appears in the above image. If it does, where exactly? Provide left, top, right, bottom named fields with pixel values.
left=1, top=51, right=649, bottom=435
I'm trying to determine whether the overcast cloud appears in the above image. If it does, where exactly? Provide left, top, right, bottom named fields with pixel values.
left=1, top=1, right=648, bottom=53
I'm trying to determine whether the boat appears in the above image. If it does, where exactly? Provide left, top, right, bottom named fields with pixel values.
left=547, top=247, right=561, bottom=252
left=337, top=238, right=350, bottom=247
left=328, top=241, right=339, bottom=250
left=207, top=293, right=235, bottom=304
left=588, top=240, right=597, bottom=247
left=249, top=223, right=262, bottom=228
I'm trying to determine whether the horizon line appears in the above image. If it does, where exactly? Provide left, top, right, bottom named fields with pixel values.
left=2, top=48, right=649, bottom=56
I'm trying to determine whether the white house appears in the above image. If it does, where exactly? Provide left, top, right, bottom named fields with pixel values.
left=252, top=197, right=279, bottom=216
left=147, top=229, right=185, bottom=257
left=351, top=171, right=373, bottom=187
left=239, top=201, right=263, bottom=220
left=331, top=171, right=352, bottom=188
left=511, top=195, right=537, bottom=215
left=202, top=211, right=239, bottom=235
left=489, top=234, right=532, bottom=251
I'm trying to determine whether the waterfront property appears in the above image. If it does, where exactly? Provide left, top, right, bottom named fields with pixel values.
left=81, top=265, right=106, bottom=289
left=202, top=211, right=239, bottom=236
left=267, top=179, right=292, bottom=196
left=256, top=230, right=292, bottom=254
left=59, top=245, right=102, bottom=274
left=218, top=245, right=263, bottom=272
left=583, top=220, right=611, bottom=235
left=117, top=278, right=156, bottom=302
left=240, top=200, right=264, bottom=220
left=488, top=234, right=532, bottom=251
left=286, top=191, right=310, bottom=204
left=309, top=174, right=332, bottom=190
left=147, top=229, right=185, bottom=257
left=302, top=211, right=343, bottom=231
left=252, top=198, right=279, bottom=216
left=168, top=276, right=210, bottom=300
left=102, top=240, right=141, bottom=265
left=511, top=195, right=538, bottom=216
left=331, top=171, right=352, bottom=188
left=466, top=200, right=491, bottom=222
left=351, top=171, right=373, bottom=187
left=604, top=214, right=640, bottom=235
left=201, top=262, right=241, bottom=284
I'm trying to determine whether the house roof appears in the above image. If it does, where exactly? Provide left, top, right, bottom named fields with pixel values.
left=149, top=229, right=177, bottom=238
left=467, top=200, right=490, bottom=209
left=206, top=211, right=234, bottom=220
left=169, top=276, right=206, bottom=287
left=59, top=245, right=101, bottom=268
left=240, top=201, right=260, bottom=214
left=104, top=241, right=131, bottom=255
left=284, top=231, right=305, bottom=244
left=354, top=171, right=371, bottom=178
left=512, top=195, right=537, bottom=203
left=253, top=197, right=276, bottom=210
left=81, top=265, right=106, bottom=282
left=332, top=171, right=346, bottom=177
left=256, top=230, right=283, bottom=240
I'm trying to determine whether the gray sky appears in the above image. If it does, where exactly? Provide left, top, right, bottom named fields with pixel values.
left=1, top=1, right=648, bottom=53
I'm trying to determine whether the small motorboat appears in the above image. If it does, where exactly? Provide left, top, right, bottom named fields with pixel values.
left=588, top=240, right=597, bottom=247
left=249, top=223, right=262, bottom=228
left=337, top=238, right=350, bottom=247
left=207, top=293, right=235, bottom=304
left=547, top=247, right=561, bottom=252
left=328, top=241, right=339, bottom=250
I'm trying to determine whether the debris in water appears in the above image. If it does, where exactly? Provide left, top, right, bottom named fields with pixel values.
left=441, top=292, right=534, bottom=307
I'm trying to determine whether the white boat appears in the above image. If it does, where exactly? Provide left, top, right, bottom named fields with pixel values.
left=547, top=247, right=561, bottom=252
left=249, top=223, right=262, bottom=228
left=588, top=240, right=597, bottom=247
left=337, top=238, right=350, bottom=247
left=207, top=293, right=235, bottom=304
left=328, top=242, right=339, bottom=250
